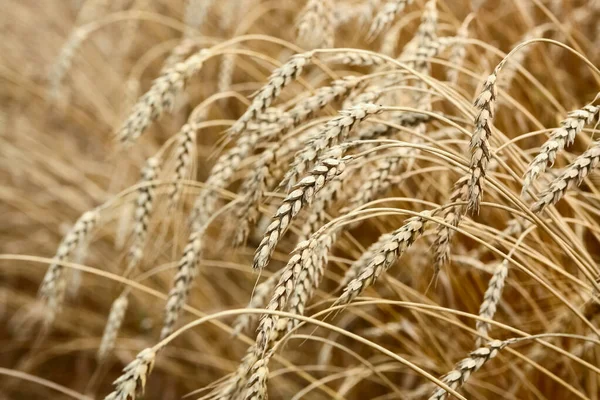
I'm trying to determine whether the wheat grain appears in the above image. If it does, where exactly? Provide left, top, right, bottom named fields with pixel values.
left=368, top=0, right=414, bottom=39
left=336, top=211, right=430, bottom=305
left=253, top=154, right=351, bottom=270
left=104, top=348, right=156, bottom=400
left=475, top=260, right=508, bottom=347
left=118, top=49, right=210, bottom=144
left=531, top=141, right=600, bottom=214
left=428, top=339, right=513, bottom=400
left=523, top=103, right=599, bottom=196
left=98, top=292, right=129, bottom=362
left=160, top=228, right=203, bottom=340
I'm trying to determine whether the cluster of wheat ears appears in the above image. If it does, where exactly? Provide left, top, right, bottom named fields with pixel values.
left=1, top=0, right=600, bottom=399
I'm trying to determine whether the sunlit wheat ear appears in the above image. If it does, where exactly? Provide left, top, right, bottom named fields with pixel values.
left=234, top=149, right=275, bottom=247
left=48, top=29, right=86, bottom=100
left=298, top=179, right=342, bottom=241
left=285, top=235, right=332, bottom=332
left=475, top=260, right=508, bottom=347
left=447, top=14, right=473, bottom=83
left=216, top=347, right=258, bottom=400
left=467, top=68, right=498, bottom=214
left=243, top=357, right=270, bottom=400
left=38, top=209, right=99, bottom=325
left=410, top=0, right=438, bottom=72
left=344, top=156, right=402, bottom=211
left=325, top=52, right=387, bottom=67
left=340, top=233, right=393, bottom=288
left=168, top=124, right=197, bottom=208
left=126, top=157, right=161, bottom=277
left=296, top=0, right=335, bottom=49
left=531, top=141, right=600, bottom=214
left=117, top=49, right=210, bottom=144
left=104, top=348, right=156, bottom=400
left=253, top=153, right=351, bottom=270
left=336, top=212, right=430, bottom=306
left=432, top=175, right=469, bottom=272
left=228, top=52, right=313, bottom=139
left=428, top=339, right=514, bottom=400
left=232, top=270, right=283, bottom=337
left=368, top=0, right=414, bottom=40
left=160, top=228, right=204, bottom=340
left=160, top=38, right=198, bottom=74
left=523, top=103, right=599, bottom=196
left=282, top=103, right=383, bottom=189
left=98, top=292, right=129, bottom=362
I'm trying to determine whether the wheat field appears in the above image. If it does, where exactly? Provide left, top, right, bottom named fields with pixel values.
left=1, top=0, right=600, bottom=399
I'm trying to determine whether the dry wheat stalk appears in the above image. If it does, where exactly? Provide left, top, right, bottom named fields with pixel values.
left=467, top=69, right=498, bottom=214
left=127, top=157, right=161, bottom=276
left=160, top=228, right=203, bottom=340
left=104, top=348, right=156, bottom=400
left=228, top=52, right=313, bottom=138
left=282, top=103, right=383, bottom=189
left=531, top=141, right=600, bottom=214
left=217, top=52, right=236, bottom=95
left=431, top=175, right=469, bottom=272
left=523, top=103, right=599, bottom=196
left=243, top=357, right=270, bottom=400
left=38, top=209, right=99, bottom=325
left=336, top=212, right=430, bottom=305
left=118, top=49, right=210, bottom=144
left=98, top=291, right=129, bottom=362
left=475, top=260, right=508, bottom=347
left=168, top=124, right=197, bottom=208
left=253, top=154, right=351, bottom=270
left=232, top=270, right=283, bottom=336
left=296, top=0, right=335, bottom=49
left=428, top=339, right=514, bottom=400
left=368, top=0, right=414, bottom=39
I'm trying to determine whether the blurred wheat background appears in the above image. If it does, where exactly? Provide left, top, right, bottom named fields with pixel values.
left=1, top=0, right=600, bottom=399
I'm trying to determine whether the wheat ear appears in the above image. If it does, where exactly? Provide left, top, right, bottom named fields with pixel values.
left=428, top=339, right=514, bottom=400
left=216, top=348, right=258, bottom=400
left=97, top=291, right=129, bottom=362
left=168, top=124, right=197, bottom=208
left=243, top=358, right=270, bottom=400
left=48, top=29, right=86, bottom=100
left=523, top=103, right=599, bottom=196
left=531, top=141, right=600, bottom=214
left=447, top=14, right=473, bottom=83
left=160, top=228, right=203, bottom=340
left=296, top=0, right=335, bottom=49
left=39, top=209, right=99, bottom=325
left=104, top=348, right=156, bottom=400
left=336, top=212, right=430, bottom=306
left=118, top=49, right=210, bottom=144
left=475, top=260, right=508, bottom=347
left=368, top=0, right=414, bottom=39
left=253, top=154, right=351, bottom=270
left=228, top=52, right=313, bottom=138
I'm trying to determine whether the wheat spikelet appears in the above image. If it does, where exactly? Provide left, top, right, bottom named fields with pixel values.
left=368, top=0, right=414, bottom=39
left=104, top=348, right=156, bottom=400
left=118, top=49, right=210, bottom=144
left=297, top=179, right=342, bottom=241
left=168, top=124, right=197, bottom=208
left=531, top=141, right=600, bottom=214
left=336, top=212, right=430, bottom=306
left=475, top=260, right=508, bottom=347
left=253, top=154, right=351, bottom=270
left=38, top=209, right=99, bottom=325
left=282, top=103, right=383, bottom=189
left=523, top=103, right=599, bottom=196
left=48, top=29, right=86, bottom=100
left=232, top=270, right=283, bottom=336
left=296, top=0, right=335, bottom=49
left=428, top=339, right=513, bottom=400
left=411, top=0, right=438, bottom=72
left=228, top=52, right=313, bottom=138
left=216, top=348, right=258, bottom=400
left=160, top=228, right=203, bottom=340
left=243, top=358, right=270, bottom=400
left=126, top=157, right=161, bottom=276
left=98, top=292, right=129, bottom=362
left=467, top=69, right=498, bottom=213
left=325, top=51, right=386, bottom=67
left=431, top=175, right=469, bottom=272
